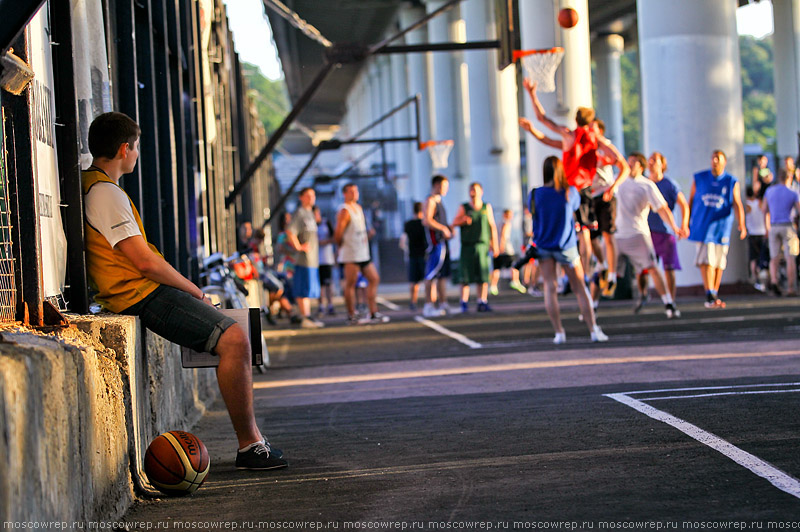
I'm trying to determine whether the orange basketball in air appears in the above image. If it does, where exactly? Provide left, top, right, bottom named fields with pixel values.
left=558, top=8, right=579, bottom=29
left=144, top=430, right=210, bottom=496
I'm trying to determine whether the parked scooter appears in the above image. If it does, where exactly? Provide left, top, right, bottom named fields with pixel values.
left=199, top=252, right=268, bottom=371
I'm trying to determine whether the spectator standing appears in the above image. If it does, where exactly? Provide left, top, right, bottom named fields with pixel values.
left=752, top=154, right=773, bottom=198
left=285, top=188, right=324, bottom=328
left=315, top=206, right=336, bottom=316
left=764, top=171, right=800, bottom=296
left=744, top=186, right=768, bottom=291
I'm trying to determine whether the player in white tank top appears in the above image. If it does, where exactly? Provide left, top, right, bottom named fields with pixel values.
left=334, top=184, right=389, bottom=325
left=337, top=203, right=370, bottom=264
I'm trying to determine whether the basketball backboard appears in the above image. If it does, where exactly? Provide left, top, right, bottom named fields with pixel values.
left=496, top=0, right=520, bottom=70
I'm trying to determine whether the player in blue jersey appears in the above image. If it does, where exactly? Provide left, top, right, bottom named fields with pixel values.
left=688, top=150, right=747, bottom=308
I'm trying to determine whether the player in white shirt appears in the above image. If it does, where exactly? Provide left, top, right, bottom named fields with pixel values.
left=616, top=153, right=688, bottom=318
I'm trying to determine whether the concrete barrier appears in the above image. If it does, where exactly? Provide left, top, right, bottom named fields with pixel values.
left=0, top=314, right=218, bottom=524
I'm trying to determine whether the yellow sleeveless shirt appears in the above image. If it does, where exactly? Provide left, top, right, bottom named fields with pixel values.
left=82, top=168, right=161, bottom=312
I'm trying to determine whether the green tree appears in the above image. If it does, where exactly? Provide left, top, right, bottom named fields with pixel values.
left=620, top=49, right=640, bottom=156
left=739, top=35, right=776, bottom=152
left=241, top=62, right=290, bottom=134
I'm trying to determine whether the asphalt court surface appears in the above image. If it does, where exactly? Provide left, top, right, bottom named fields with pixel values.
left=124, top=291, right=800, bottom=528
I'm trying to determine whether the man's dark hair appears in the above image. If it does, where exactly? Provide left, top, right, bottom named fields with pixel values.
left=630, top=152, right=647, bottom=170
left=413, top=201, right=423, bottom=214
left=746, top=185, right=755, bottom=198
left=431, top=174, right=448, bottom=188
left=88, top=112, right=140, bottom=159
left=342, top=182, right=357, bottom=194
left=298, top=187, right=314, bottom=198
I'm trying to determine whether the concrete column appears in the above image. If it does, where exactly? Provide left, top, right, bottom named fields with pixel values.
left=593, top=34, right=625, bottom=153
left=773, top=0, right=800, bottom=161
left=426, top=0, right=468, bottom=244
left=390, top=47, right=414, bottom=209
left=400, top=6, right=433, bottom=201
left=638, top=0, right=746, bottom=285
left=463, top=0, right=523, bottom=248
left=518, top=0, right=593, bottom=189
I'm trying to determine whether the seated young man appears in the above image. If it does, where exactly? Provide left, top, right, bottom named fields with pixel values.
left=82, top=112, right=286, bottom=471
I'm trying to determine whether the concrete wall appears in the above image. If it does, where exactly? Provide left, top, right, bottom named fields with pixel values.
left=0, top=314, right=218, bottom=524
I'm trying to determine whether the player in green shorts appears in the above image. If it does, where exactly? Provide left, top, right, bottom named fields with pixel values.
left=452, top=182, right=498, bottom=312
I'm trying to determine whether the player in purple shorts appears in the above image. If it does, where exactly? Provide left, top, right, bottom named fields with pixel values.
left=636, top=152, right=689, bottom=311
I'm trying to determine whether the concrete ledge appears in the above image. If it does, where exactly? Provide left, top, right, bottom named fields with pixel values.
left=0, top=314, right=218, bottom=523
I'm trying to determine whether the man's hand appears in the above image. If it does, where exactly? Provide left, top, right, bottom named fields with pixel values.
left=519, top=117, right=534, bottom=134
left=739, top=226, right=748, bottom=240
left=602, top=187, right=615, bottom=202
left=523, top=78, right=537, bottom=94
left=442, top=226, right=452, bottom=240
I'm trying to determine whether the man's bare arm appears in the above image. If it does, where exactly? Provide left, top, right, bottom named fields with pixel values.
left=333, top=208, right=350, bottom=246
left=523, top=78, right=570, bottom=138
left=424, top=197, right=452, bottom=238
left=116, top=235, right=205, bottom=299
left=732, top=182, right=747, bottom=240
left=519, top=118, right=562, bottom=149
left=676, top=192, right=690, bottom=232
left=598, top=138, right=630, bottom=201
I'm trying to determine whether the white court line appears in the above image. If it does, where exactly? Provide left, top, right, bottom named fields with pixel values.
left=623, top=382, right=800, bottom=395
left=605, top=391, right=800, bottom=499
left=413, top=316, right=483, bottom=349
left=641, top=389, right=800, bottom=401
left=376, top=296, right=401, bottom=311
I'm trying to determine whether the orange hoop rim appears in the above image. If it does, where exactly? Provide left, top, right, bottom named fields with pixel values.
left=418, top=139, right=454, bottom=151
left=512, top=47, right=564, bottom=62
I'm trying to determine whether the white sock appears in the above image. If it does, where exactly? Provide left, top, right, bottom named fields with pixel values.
left=661, top=294, right=673, bottom=305
left=608, top=272, right=617, bottom=284
left=238, top=441, right=264, bottom=453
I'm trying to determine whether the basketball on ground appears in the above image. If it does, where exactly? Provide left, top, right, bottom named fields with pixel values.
left=144, top=430, right=210, bottom=496
left=558, top=8, right=579, bottom=29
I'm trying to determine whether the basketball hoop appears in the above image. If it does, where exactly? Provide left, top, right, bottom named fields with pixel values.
left=419, top=140, right=454, bottom=169
left=514, top=47, right=564, bottom=93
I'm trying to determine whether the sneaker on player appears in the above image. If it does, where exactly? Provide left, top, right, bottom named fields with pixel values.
left=665, top=303, right=681, bottom=319
left=346, top=314, right=360, bottom=326
left=300, top=317, right=324, bottom=329
left=477, top=301, right=493, bottom=312
left=509, top=280, right=526, bottom=294
left=440, top=304, right=456, bottom=315
left=370, top=312, right=390, bottom=323
left=460, top=301, right=469, bottom=313
left=489, top=285, right=499, bottom=296
left=601, top=279, right=616, bottom=298
left=422, top=303, right=443, bottom=318
left=553, top=331, right=566, bottom=345
left=590, top=326, right=609, bottom=343
left=236, top=442, right=288, bottom=471
left=770, top=283, right=782, bottom=297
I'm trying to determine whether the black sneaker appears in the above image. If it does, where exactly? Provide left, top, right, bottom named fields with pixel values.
left=236, top=442, right=288, bottom=470
left=770, top=283, right=783, bottom=297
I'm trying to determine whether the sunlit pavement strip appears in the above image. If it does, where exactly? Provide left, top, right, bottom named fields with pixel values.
left=253, top=347, right=800, bottom=390
left=413, top=316, right=483, bottom=349
left=605, top=383, right=800, bottom=499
